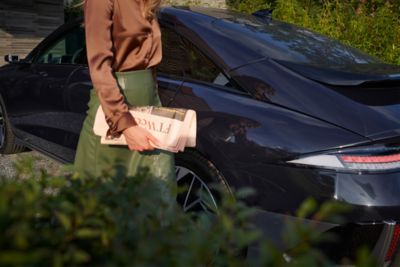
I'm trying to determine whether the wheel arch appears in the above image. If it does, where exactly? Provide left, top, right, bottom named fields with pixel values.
left=176, top=147, right=233, bottom=195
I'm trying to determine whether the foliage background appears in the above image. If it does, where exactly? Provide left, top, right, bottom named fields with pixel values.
left=226, top=0, right=400, bottom=65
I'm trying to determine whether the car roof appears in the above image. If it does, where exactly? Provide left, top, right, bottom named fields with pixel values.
left=170, top=6, right=253, bottom=19
left=159, top=6, right=272, bottom=71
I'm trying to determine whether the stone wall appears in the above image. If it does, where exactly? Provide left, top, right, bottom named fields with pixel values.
left=0, top=0, right=64, bottom=65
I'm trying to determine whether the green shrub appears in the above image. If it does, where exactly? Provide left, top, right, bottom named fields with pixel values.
left=64, top=0, right=83, bottom=22
left=226, top=0, right=272, bottom=13
left=0, top=156, right=377, bottom=266
left=0, top=156, right=250, bottom=266
left=227, top=0, right=400, bottom=65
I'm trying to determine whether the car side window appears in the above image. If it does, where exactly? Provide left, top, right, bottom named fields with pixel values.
left=36, top=25, right=87, bottom=65
left=157, top=27, right=187, bottom=77
left=158, top=27, right=230, bottom=87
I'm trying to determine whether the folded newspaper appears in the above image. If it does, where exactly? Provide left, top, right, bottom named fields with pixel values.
left=93, top=106, right=197, bottom=152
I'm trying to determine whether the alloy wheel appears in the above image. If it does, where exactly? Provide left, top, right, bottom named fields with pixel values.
left=175, top=165, right=218, bottom=214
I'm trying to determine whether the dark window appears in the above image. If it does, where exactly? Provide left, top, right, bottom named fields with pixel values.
left=158, top=27, right=230, bottom=86
left=36, top=24, right=87, bottom=65
left=157, top=27, right=187, bottom=77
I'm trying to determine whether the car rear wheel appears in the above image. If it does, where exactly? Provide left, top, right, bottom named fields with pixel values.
left=175, top=150, right=250, bottom=258
left=0, top=95, right=26, bottom=154
left=175, top=149, right=230, bottom=214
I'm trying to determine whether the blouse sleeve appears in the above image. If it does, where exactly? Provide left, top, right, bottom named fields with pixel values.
left=84, top=0, right=137, bottom=137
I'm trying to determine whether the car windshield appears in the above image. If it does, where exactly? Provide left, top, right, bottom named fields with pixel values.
left=213, top=14, right=382, bottom=67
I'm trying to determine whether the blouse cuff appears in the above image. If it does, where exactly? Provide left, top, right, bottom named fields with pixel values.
left=106, top=112, right=137, bottom=137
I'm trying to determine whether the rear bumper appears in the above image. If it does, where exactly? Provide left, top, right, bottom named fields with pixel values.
left=336, top=170, right=400, bottom=208
left=225, top=162, right=400, bottom=265
left=248, top=209, right=400, bottom=266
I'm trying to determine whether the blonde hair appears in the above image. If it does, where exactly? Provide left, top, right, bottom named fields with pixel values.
left=77, top=0, right=161, bottom=19
left=143, top=0, right=161, bottom=19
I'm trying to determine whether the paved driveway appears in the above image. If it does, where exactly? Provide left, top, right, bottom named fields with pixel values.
left=0, top=152, right=62, bottom=178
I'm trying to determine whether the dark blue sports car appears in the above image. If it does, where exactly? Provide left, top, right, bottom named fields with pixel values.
left=1, top=6, right=400, bottom=265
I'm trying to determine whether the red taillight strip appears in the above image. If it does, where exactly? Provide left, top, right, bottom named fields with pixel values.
left=341, top=154, right=400, bottom=163
left=385, top=225, right=400, bottom=262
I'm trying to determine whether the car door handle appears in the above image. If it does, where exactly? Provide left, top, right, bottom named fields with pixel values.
left=38, top=71, right=48, bottom=77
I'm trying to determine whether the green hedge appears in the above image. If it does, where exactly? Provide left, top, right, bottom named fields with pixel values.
left=0, top=156, right=377, bottom=266
left=227, top=0, right=400, bottom=65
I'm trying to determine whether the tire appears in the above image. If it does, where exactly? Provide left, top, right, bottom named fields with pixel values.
left=175, top=149, right=231, bottom=214
left=175, top=150, right=249, bottom=258
left=0, top=95, right=26, bottom=154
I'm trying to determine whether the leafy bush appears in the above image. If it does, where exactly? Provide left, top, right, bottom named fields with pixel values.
left=0, top=156, right=377, bottom=266
left=64, top=0, right=83, bottom=22
left=1, top=156, right=249, bottom=266
left=226, top=0, right=272, bottom=13
left=227, top=0, right=400, bottom=65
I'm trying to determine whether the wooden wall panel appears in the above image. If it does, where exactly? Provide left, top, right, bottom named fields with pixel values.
left=0, top=0, right=64, bottom=65
left=0, top=0, right=227, bottom=66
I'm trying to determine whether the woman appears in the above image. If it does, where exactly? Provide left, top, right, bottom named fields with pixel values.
left=74, top=0, right=176, bottom=199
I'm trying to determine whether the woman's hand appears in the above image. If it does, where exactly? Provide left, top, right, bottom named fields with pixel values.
left=122, top=126, right=160, bottom=152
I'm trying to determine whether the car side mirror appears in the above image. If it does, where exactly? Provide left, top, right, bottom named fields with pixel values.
left=4, top=54, right=20, bottom=63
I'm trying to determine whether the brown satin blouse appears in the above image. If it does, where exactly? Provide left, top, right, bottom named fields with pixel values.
left=84, top=0, right=162, bottom=136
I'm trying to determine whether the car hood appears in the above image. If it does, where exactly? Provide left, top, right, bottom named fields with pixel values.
left=231, top=59, right=400, bottom=141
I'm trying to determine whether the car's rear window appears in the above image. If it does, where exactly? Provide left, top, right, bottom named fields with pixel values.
left=213, top=15, right=381, bottom=67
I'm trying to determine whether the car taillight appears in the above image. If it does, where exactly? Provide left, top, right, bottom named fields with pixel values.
left=288, top=144, right=400, bottom=171
left=340, top=154, right=400, bottom=170
left=385, top=225, right=400, bottom=262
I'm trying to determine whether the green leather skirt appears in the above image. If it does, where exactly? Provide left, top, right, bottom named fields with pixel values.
left=73, top=69, right=176, bottom=196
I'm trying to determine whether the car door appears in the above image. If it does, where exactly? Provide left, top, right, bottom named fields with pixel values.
left=155, top=26, right=187, bottom=106
left=9, top=23, right=85, bottom=161
left=162, top=32, right=252, bottom=176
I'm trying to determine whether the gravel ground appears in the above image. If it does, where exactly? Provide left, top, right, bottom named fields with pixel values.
left=0, top=151, right=62, bottom=178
